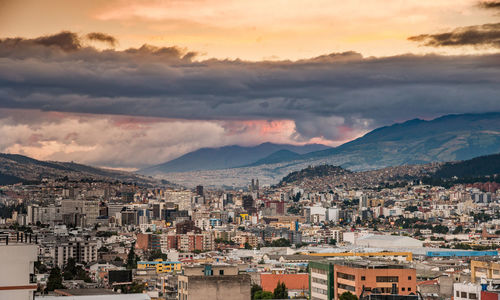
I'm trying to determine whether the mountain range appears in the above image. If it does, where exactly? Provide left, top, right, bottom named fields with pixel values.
left=147, top=112, right=500, bottom=187
left=139, top=142, right=331, bottom=174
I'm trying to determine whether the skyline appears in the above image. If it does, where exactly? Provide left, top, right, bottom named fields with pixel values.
left=0, top=0, right=499, bottom=169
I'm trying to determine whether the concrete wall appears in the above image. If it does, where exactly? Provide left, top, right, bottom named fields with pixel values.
left=0, top=244, right=38, bottom=300
left=179, top=274, right=251, bottom=300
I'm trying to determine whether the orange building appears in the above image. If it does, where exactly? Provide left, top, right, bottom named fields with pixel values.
left=309, top=260, right=416, bottom=300
left=334, top=261, right=416, bottom=298
left=260, top=273, right=309, bottom=298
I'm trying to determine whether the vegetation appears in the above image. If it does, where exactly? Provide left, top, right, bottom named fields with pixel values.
left=273, top=281, right=288, bottom=299
left=339, top=291, right=358, bottom=300
left=148, top=250, right=168, bottom=261
left=280, top=165, right=349, bottom=185
left=62, top=258, right=92, bottom=282
left=265, top=238, right=291, bottom=247
left=46, top=267, right=64, bottom=291
left=126, top=242, right=138, bottom=269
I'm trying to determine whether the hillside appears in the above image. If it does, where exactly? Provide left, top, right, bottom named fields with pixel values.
left=278, top=153, right=500, bottom=191
left=139, top=142, right=331, bottom=174
left=433, top=153, right=500, bottom=179
left=299, top=113, right=500, bottom=169
left=153, top=112, right=500, bottom=187
left=0, top=153, right=160, bottom=186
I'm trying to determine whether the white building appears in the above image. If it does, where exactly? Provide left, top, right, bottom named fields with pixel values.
left=454, top=282, right=482, bottom=300
left=0, top=243, right=38, bottom=300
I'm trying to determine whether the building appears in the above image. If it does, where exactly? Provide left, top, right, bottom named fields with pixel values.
left=454, top=282, right=482, bottom=300
left=178, top=265, right=251, bottom=300
left=52, top=237, right=98, bottom=267
left=136, top=233, right=161, bottom=251
left=471, top=260, right=500, bottom=283
left=354, top=234, right=423, bottom=248
left=310, top=260, right=335, bottom=300
left=309, top=260, right=417, bottom=300
left=137, top=260, right=181, bottom=274
left=260, top=273, right=309, bottom=298
left=0, top=237, right=38, bottom=300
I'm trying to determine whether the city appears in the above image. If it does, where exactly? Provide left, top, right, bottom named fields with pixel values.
left=1, top=0, right=500, bottom=299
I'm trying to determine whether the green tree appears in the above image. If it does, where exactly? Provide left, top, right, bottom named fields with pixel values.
left=273, top=281, right=288, bottom=299
left=148, top=250, right=168, bottom=261
left=329, top=239, right=337, bottom=245
left=46, top=267, right=64, bottom=291
left=244, top=242, right=253, bottom=249
left=126, top=242, right=138, bottom=269
left=339, top=291, right=358, bottom=300
left=251, top=284, right=263, bottom=299
left=254, top=290, right=273, bottom=299
left=453, top=225, right=463, bottom=234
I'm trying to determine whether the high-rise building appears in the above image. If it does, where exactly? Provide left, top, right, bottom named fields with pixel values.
left=196, top=185, right=204, bottom=196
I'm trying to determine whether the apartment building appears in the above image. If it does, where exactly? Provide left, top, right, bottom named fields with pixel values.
left=309, top=260, right=417, bottom=300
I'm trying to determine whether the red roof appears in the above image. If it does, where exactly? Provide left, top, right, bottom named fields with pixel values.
left=260, top=274, right=309, bottom=292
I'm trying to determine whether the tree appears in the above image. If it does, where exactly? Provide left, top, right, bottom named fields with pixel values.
left=273, top=281, right=288, bottom=299
left=244, top=242, right=253, bottom=249
left=148, top=250, right=168, bottom=261
left=453, top=225, right=463, bottom=234
left=339, top=291, right=358, bottom=300
left=251, top=284, right=263, bottom=299
left=46, top=267, right=64, bottom=291
left=126, top=242, right=137, bottom=269
left=329, top=239, right=337, bottom=245
left=254, top=290, right=273, bottom=299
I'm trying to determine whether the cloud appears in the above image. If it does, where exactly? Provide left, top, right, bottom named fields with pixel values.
left=478, top=1, right=500, bottom=9
left=408, top=23, right=500, bottom=48
left=0, top=109, right=311, bottom=168
left=85, top=32, right=117, bottom=47
left=0, top=31, right=500, bottom=168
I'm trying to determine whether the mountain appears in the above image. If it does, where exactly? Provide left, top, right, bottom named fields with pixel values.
left=139, top=143, right=331, bottom=174
left=246, top=150, right=302, bottom=166
left=432, top=153, right=500, bottom=179
left=152, top=112, right=500, bottom=187
left=297, top=112, right=500, bottom=169
left=0, top=153, right=160, bottom=186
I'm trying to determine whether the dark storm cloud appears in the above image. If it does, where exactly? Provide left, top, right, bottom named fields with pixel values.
left=479, top=1, right=500, bottom=9
left=0, top=31, right=500, bottom=140
left=85, top=32, right=117, bottom=46
left=408, top=23, right=500, bottom=48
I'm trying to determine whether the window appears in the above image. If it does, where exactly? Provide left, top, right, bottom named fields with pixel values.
left=402, top=288, right=405, bottom=291
left=338, top=283, right=355, bottom=292
left=469, top=293, right=477, bottom=299
left=361, top=276, right=366, bottom=281
left=338, top=272, right=355, bottom=281
left=456, top=291, right=460, bottom=297
left=461, top=292, right=467, bottom=298
left=219, top=270, right=224, bottom=275
left=408, top=288, right=411, bottom=292
left=408, top=276, right=412, bottom=280
left=312, top=277, right=328, bottom=285
left=376, top=276, right=399, bottom=283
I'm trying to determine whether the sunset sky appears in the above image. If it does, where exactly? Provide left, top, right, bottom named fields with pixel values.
left=0, top=0, right=499, bottom=169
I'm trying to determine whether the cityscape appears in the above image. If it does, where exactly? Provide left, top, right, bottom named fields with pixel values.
left=1, top=1, right=500, bottom=300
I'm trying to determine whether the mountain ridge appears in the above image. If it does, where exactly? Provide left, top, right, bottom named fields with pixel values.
left=0, top=153, right=162, bottom=186
left=139, top=142, right=331, bottom=174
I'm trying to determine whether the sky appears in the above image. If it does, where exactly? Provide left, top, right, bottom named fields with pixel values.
left=0, top=0, right=499, bottom=169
